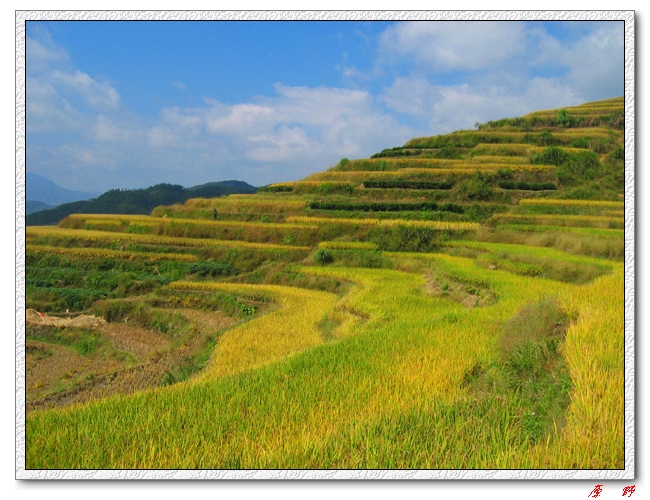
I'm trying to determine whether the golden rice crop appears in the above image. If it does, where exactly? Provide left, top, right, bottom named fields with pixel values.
left=286, top=216, right=480, bottom=231
left=147, top=218, right=318, bottom=231
left=64, top=214, right=156, bottom=223
left=318, top=241, right=379, bottom=251
left=397, top=166, right=556, bottom=174
left=26, top=226, right=311, bottom=252
left=519, top=198, right=625, bottom=210
left=181, top=197, right=308, bottom=214
left=526, top=108, right=623, bottom=118
left=305, top=165, right=555, bottom=182
left=265, top=181, right=358, bottom=195
left=65, top=215, right=319, bottom=232
left=340, top=158, right=463, bottom=171
left=467, top=155, right=530, bottom=164
left=471, top=144, right=531, bottom=155
left=527, top=146, right=596, bottom=155
left=526, top=105, right=623, bottom=116
left=604, top=210, right=625, bottom=217
left=26, top=244, right=199, bottom=262
left=551, top=128, right=616, bottom=138
left=343, top=159, right=546, bottom=170
left=304, top=170, right=459, bottom=182
left=166, top=281, right=339, bottom=380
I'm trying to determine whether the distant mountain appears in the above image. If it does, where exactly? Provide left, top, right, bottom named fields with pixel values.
left=26, top=200, right=53, bottom=215
left=26, top=180, right=258, bottom=226
left=26, top=173, right=99, bottom=207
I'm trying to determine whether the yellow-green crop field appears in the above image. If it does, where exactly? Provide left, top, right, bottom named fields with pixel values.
left=25, top=255, right=624, bottom=469
left=24, top=97, right=627, bottom=471
left=493, top=213, right=625, bottom=229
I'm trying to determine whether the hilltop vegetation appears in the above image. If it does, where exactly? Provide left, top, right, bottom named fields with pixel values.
left=26, top=180, right=258, bottom=226
left=25, top=97, right=625, bottom=470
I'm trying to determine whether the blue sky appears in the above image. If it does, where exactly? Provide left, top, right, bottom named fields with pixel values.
left=25, top=19, right=625, bottom=193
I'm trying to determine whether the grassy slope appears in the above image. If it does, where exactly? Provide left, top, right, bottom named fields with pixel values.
left=25, top=97, right=626, bottom=469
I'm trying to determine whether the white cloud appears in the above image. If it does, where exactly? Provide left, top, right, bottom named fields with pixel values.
left=561, top=23, right=624, bottom=100
left=205, top=102, right=276, bottom=136
left=26, top=28, right=70, bottom=73
left=382, top=76, right=579, bottom=133
left=150, top=85, right=414, bottom=173
left=160, top=106, right=205, bottom=135
left=246, top=126, right=313, bottom=162
left=26, top=76, right=83, bottom=132
left=26, top=32, right=124, bottom=139
left=379, top=21, right=527, bottom=72
left=146, top=126, right=179, bottom=149
left=50, top=69, right=121, bottom=111
left=92, top=115, right=139, bottom=143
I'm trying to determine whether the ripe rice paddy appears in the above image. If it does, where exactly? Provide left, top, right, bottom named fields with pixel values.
left=23, top=96, right=626, bottom=472
left=26, top=253, right=623, bottom=469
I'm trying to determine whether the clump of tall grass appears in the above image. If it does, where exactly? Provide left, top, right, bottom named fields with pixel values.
left=443, top=240, right=615, bottom=283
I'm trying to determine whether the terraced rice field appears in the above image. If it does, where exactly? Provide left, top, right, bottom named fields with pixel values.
left=24, top=97, right=627, bottom=471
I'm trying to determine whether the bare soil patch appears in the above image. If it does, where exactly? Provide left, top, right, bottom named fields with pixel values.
left=26, top=308, right=240, bottom=413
